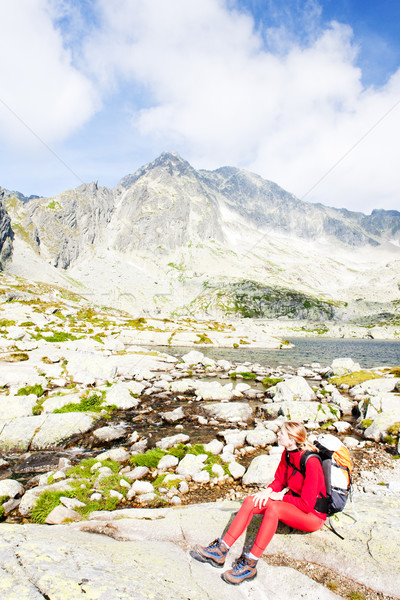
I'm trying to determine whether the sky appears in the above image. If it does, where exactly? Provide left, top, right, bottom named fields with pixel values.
left=0, top=0, right=399, bottom=214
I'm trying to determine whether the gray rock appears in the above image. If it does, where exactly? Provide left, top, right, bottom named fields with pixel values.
left=45, top=505, right=82, bottom=524
left=176, top=454, right=207, bottom=478
left=104, top=382, right=142, bottom=409
left=160, top=406, right=185, bottom=423
left=92, top=425, right=127, bottom=442
left=262, top=400, right=339, bottom=423
left=0, top=479, right=24, bottom=499
left=246, top=428, right=277, bottom=448
left=268, top=376, right=316, bottom=402
left=156, top=434, right=190, bottom=450
left=331, top=358, right=361, bottom=375
left=242, top=453, right=282, bottom=486
left=203, top=402, right=253, bottom=423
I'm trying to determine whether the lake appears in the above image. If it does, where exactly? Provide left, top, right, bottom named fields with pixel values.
left=160, top=338, right=400, bottom=369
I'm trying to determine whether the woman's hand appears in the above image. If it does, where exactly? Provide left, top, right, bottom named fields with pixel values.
left=252, top=488, right=272, bottom=508
left=269, top=489, right=287, bottom=501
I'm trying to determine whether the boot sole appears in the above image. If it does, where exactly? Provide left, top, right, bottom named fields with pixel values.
left=189, top=549, right=225, bottom=569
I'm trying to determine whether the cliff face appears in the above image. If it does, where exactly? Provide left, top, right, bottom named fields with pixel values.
left=0, top=191, right=14, bottom=269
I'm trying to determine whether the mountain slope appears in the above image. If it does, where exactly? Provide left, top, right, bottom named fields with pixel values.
left=2, top=152, right=400, bottom=326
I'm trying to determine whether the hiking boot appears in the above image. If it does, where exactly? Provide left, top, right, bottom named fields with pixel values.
left=221, top=553, right=257, bottom=585
left=191, top=538, right=229, bottom=568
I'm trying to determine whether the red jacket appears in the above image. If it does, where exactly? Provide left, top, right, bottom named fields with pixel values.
left=269, top=449, right=327, bottom=519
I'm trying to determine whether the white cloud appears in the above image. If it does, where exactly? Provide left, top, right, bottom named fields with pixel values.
left=1, top=0, right=399, bottom=213
left=0, top=0, right=98, bottom=147
left=81, top=0, right=400, bottom=212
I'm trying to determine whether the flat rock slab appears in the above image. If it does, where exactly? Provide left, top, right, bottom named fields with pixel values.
left=0, top=522, right=340, bottom=600
left=0, top=413, right=96, bottom=451
left=75, top=494, right=400, bottom=598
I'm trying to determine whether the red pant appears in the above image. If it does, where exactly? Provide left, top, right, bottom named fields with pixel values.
left=222, top=496, right=325, bottom=558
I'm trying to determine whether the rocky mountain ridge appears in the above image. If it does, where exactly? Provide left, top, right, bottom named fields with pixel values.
left=1, top=152, right=400, bottom=328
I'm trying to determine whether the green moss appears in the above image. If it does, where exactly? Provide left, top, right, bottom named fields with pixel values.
left=53, top=390, right=108, bottom=414
left=230, top=372, right=256, bottom=380
left=0, top=319, right=16, bottom=327
left=329, top=370, right=382, bottom=388
left=33, top=331, right=81, bottom=343
left=17, top=384, right=45, bottom=397
left=194, top=333, right=212, bottom=344
left=262, top=377, right=283, bottom=388
left=130, top=448, right=167, bottom=469
left=360, top=419, right=373, bottom=429
left=4, top=352, right=29, bottom=362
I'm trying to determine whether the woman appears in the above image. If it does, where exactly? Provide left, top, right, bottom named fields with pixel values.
left=192, top=421, right=327, bottom=585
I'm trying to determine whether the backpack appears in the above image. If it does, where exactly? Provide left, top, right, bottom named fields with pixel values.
left=286, top=434, right=352, bottom=517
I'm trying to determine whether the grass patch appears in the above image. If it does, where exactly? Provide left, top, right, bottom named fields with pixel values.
left=33, top=331, right=81, bottom=343
left=262, top=377, right=283, bottom=388
left=53, top=390, right=111, bottom=414
left=130, top=448, right=167, bottom=469
left=17, top=384, right=45, bottom=397
left=230, top=372, right=257, bottom=380
left=390, top=367, right=400, bottom=377
left=194, top=333, right=212, bottom=344
left=31, top=490, right=74, bottom=523
left=3, top=352, right=29, bottom=362
left=329, top=370, right=382, bottom=388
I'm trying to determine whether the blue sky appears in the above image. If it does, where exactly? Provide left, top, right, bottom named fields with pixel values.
left=0, top=0, right=399, bottom=214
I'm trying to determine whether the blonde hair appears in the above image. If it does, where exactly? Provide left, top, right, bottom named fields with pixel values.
left=281, top=421, right=316, bottom=451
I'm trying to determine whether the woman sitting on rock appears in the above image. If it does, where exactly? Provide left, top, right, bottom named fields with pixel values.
left=192, top=420, right=327, bottom=585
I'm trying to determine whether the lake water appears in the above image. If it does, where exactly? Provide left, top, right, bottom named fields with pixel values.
left=161, top=338, right=400, bottom=370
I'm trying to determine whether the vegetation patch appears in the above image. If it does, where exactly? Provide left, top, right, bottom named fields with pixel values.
left=33, top=331, right=81, bottom=343
left=17, top=384, right=45, bottom=397
left=329, top=370, right=382, bottom=388
left=262, top=377, right=283, bottom=388
left=53, top=390, right=114, bottom=414
left=230, top=372, right=256, bottom=380
left=3, top=352, right=29, bottom=362
left=194, top=333, right=212, bottom=344
left=31, top=458, right=125, bottom=522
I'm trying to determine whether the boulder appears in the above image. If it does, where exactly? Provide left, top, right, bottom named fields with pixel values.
left=350, top=377, right=400, bottom=397
left=181, top=350, right=205, bottom=365
left=203, top=439, right=224, bottom=455
left=92, top=426, right=127, bottom=442
left=228, top=461, right=246, bottom=480
left=242, top=453, right=282, bottom=486
left=95, top=448, right=130, bottom=463
left=157, top=455, right=179, bottom=472
left=330, top=390, right=355, bottom=416
left=45, top=505, right=82, bottom=524
left=30, top=413, right=96, bottom=450
left=194, top=381, right=234, bottom=402
left=104, top=382, right=142, bottom=409
left=0, top=479, right=24, bottom=499
left=269, top=377, right=316, bottom=402
left=0, top=415, right=47, bottom=452
left=176, top=454, right=207, bottom=478
left=0, top=394, right=37, bottom=419
left=331, top=358, right=361, bottom=376
left=160, top=407, right=185, bottom=423
left=203, top=402, right=253, bottom=423
left=262, top=400, right=339, bottom=424
left=246, top=428, right=277, bottom=448
left=156, top=434, right=190, bottom=450
left=364, top=412, right=400, bottom=442
left=219, top=429, right=247, bottom=449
